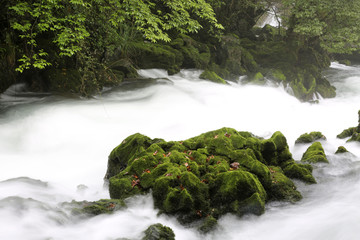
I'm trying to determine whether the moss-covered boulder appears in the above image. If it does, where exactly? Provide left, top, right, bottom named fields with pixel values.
left=301, top=142, right=329, bottom=164
left=142, top=223, right=175, bottom=240
left=106, top=127, right=316, bottom=228
left=295, top=132, right=326, bottom=144
left=335, top=146, right=349, bottom=154
left=199, top=70, right=227, bottom=84
left=337, top=110, right=360, bottom=142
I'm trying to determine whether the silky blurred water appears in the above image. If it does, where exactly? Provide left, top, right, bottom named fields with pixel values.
left=0, top=63, right=360, bottom=239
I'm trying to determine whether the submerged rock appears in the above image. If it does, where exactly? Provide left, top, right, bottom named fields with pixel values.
left=301, top=142, right=329, bottom=164
left=295, top=132, right=326, bottom=144
left=106, top=127, right=316, bottom=228
left=142, top=223, right=175, bottom=240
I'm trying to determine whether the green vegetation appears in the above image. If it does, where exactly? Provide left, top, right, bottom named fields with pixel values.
left=2, top=1, right=360, bottom=101
left=295, top=132, right=326, bottom=144
left=70, top=199, right=126, bottom=216
left=1, top=0, right=222, bottom=95
left=199, top=70, right=226, bottom=84
left=105, top=127, right=316, bottom=228
left=142, top=223, right=175, bottom=240
left=337, top=110, right=360, bottom=142
left=335, top=146, right=349, bottom=154
left=301, top=142, right=329, bottom=164
left=283, top=0, right=360, bottom=54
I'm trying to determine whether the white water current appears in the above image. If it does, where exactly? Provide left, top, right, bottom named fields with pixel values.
left=1, top=62, right=360, bottom=239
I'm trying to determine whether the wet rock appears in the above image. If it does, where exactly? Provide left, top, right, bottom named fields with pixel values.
left=142, top=223, right=175, bottom=240
left=301, top=142, right=329, bottom=164
left=295, top=131, right=326, bottom=144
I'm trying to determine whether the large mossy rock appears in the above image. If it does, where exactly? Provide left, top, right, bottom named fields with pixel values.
left=301, top=142, right=329, bottom=164
left=106, top=128, right=316, bottom=226
left=142, top=223, right=175, bottom=240
left=337, top=110, right=360, bottom=142
left=295, top=132, right=326, bottom=144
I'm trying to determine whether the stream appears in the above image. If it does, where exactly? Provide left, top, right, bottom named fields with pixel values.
left=0, top=62, right=360, bottom=240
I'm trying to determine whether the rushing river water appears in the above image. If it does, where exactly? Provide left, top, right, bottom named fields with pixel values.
left=0, top=63, right=360, bottom=240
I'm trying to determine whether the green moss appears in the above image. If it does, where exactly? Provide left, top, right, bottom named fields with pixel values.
left=106, top=133, right=153, bottom=179
left=283, top=162, right=316, bottom=184
left=250, top=72, right=265, bottom=85
left=198, top=215, right=218, bottom=233
left=335, top=146, right=349, bottom=154
left=109, top=177, right=142, bottom=199
left=261, top=138, right=277, bottom=165
left=301, top=142, right=329, bottom=164
left=106, top=127, right=316, bottom=224
left=179, top=34, right=211, bottom=69
left=267, top=166, right=302, bottom=202
left=142, top=223, right=175, bottom=240
left=206, top=135, right=234, bottom=156
left=130, top=42, right=182, bottom=74
left=72, top=199, right=126, bottom=216
left=269, top=69, right=286, bottom=82
left=337, top=110, right=360, bottom=142
left=338, top=59, right=351, bottom=66
left=295, top=131, right=326, bottom=144
left=211, top=170, right=266, bottom=216
left=199, top=70, right=227, bottom=84
left=316, top=81, right=336, bottom=99
left=348, top=133, right=360, bottom=142
left=229, top=149, right=272, bottom=188
left=270, top=131, right=288, bottom=152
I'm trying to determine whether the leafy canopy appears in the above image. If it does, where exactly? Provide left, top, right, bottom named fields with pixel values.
left=283, top=0, right=360, bottom=53
left=9, top=0, right=223, bottom=72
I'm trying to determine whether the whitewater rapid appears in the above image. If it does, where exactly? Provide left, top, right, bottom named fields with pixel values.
left=0, top=63, right=359, bottom=239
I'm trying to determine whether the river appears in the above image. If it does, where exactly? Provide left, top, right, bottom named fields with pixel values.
left=0, top=63, right=359, bottom=239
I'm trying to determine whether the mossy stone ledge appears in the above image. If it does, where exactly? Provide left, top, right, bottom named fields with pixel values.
left=106, top=127, right=317, bottom=228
